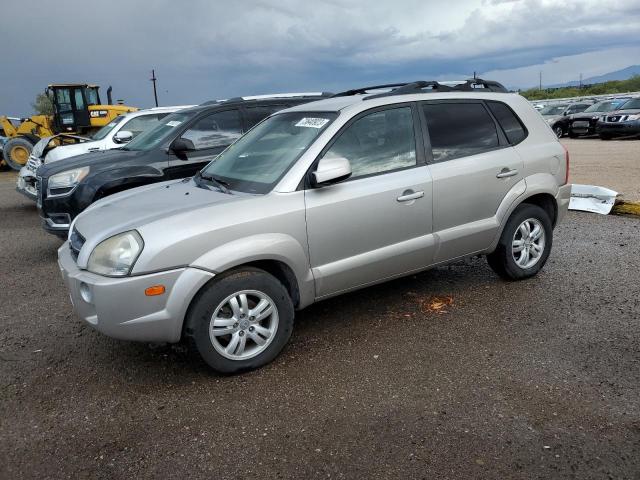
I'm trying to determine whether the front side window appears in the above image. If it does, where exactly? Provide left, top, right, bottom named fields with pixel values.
left=200, top=111, right=337, bottom=194
left=181, top=110, right=242, bottom=149
left=124, top=112, right=196, bottom=151
left=321, top=106, right=416, bottom=179
left=91, top=115, right=125, bottom=140
left=423, top=103, right=500, bottom=163
left=486, top=101, right=527, bottom=145
left=120, top=114, right=165, bottom=138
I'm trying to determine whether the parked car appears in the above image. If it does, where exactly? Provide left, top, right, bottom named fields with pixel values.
left=57, top=79, right=571, bottom=373
left=36, top=93, right=331, bottom=237
left=540, top=102, right=592, bottom=137
left=595, top=97, right=640, bottom=139
left=17, top=106, right=191, bottom=201
left=568, top=99, right=628, bottom=138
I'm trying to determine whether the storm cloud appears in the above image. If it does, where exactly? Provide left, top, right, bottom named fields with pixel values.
left=1, top=0, right=638, bottom=115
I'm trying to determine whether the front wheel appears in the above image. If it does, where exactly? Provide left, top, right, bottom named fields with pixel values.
left=487, top=204, right=553, bottom=280
left=186, top=268, right=294, bottom=374
left=553, top=125, right=564, bottom=138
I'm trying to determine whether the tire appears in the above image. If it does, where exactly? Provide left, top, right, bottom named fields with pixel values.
left=186, top=267, right=294, bottom=374
left=487, top=203, right=553, bottom=280
left=553, top=125, right=564, bottom=138
left=3, top=137, right=35, bottom=171
left=568, top=131, right=578, bottom=139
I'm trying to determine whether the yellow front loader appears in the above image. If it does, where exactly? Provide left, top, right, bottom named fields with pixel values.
left=1, top=84, right=136, bottom=170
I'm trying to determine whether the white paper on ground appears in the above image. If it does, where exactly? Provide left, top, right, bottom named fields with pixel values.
left=569, top=184, right=618, bottom=215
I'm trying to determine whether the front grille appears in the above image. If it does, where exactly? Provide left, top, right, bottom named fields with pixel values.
left=36, top=176, right=43, bottom=208
left=27, top=156, right=41, bottom=173
left=69, top=227, right=85, bottom=261
left=607, top=115, right=621, bottom=122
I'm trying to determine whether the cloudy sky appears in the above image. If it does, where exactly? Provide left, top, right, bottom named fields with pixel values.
left=1, top=0, right=639, bottom=115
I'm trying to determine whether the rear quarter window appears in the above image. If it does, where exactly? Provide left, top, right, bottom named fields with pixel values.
left=486, top=101, right=528, bottom=145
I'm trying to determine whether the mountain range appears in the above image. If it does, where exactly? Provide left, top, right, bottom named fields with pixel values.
left=547, top=65, right=640, bottom=88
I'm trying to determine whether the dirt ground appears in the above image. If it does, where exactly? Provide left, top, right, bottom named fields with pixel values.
left=0, top=138, right=639, bottom=479
left=562, top=138, right=640, bottom=201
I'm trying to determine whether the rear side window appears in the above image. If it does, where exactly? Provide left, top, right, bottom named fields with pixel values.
left=422, top=103, right=499, bottom=162
left=486, top=101, right=527, bottom=145
left=246, top=105, right=286, bottom=129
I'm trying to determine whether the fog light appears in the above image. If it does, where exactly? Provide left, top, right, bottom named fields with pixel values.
left=80, top=282, right=92, bottom=303
left=145, top=285, right=165, bottom=296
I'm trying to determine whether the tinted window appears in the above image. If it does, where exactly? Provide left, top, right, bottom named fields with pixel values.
left=246, top=105, right=286, bottom=129
left=322, top=106, right=416, bottom=179
left=74, top=89, right=85, bottom=110
left=121, top=114, right=165, bottom=138
left=486, top=101, right=527, bottom=145
left=423, top=103, right=499, bottom=162
left=182, top=109, right=242, bottom=149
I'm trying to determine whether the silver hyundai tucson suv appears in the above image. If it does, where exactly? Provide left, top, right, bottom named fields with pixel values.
left=58, top=79, right=571, bottom=373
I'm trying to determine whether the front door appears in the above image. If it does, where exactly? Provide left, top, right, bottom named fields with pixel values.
left=421, top=100, right=525, bottom=262
left=166, top=109, right=243, bottom=179
left=305, top=104, right=434, bottom=298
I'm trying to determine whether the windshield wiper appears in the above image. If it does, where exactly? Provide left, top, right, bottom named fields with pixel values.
left=196, top=171, right=231, bottom=194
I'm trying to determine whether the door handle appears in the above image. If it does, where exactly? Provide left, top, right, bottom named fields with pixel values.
left=496, top=168, right=518, bottom=178
left=397, top=190, right=424, bottom=202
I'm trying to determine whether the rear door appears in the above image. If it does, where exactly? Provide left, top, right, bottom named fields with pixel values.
left=421, top=100, right=525, bottom=262
left=165, top=109, right=243, bottom=179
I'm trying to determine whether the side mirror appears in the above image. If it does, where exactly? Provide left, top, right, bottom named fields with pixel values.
left=113, top=130, right=133, bottom=144
left=170, top=137, right=196, bottom=154
left=312, top=156, right=352, bottom=186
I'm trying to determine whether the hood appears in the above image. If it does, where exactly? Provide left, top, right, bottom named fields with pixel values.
left=45, top=141, right=98, bottom=163
left=38, top=148, right=143, bottom=177
left=74, top=178, right=246, bottom=241
left=614, top=108, right=640, bottom=115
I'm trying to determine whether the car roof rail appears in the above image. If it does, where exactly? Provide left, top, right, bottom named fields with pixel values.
left=333, top=78, right=509, bottom=100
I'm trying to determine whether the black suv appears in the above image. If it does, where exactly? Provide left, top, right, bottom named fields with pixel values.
left=567, top=99, right=628, bottom=137
left=36, top=93, right=330, bottom=237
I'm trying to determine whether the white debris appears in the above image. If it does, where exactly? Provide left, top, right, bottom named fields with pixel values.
left=569, top=184, right=618, bottom=215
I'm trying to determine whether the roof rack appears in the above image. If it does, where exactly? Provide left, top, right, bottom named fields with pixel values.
left=332, top=78, right=509, bottom=100
left=199, top=92, right=333, bottom=106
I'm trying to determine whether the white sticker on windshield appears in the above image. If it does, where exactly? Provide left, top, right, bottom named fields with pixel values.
left=295, top=117, right=329, bottom=129
left=166, top=120, right=182, bottom=127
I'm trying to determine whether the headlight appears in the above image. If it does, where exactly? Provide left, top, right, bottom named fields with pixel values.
left=625, top=114, right=640, bottom=121
left=592, top=116, right=600, bottom=120
left=87, top=230, right=144, bottom=276
left=48, top=167, right=89, bottom=190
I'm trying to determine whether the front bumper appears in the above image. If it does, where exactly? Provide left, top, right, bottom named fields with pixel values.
left=58, top=244, right=214, bottom=343
left=596, top=120, right=640, bottom=137
left=556, top=183, right=571, bottom=225
left=16, top=167, right=38, bottom=201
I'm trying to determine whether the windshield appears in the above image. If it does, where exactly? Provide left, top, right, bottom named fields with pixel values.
left=91, top=115, right=125, bottom=140
left=584, top=101, right=621, bottom=113
left=618, top=98, right=640, bottom=110
left=200, top=111, right=337, bottom=194
left=539, top=105, right=567, bottom=116
left=124, top=112, right=195, bottom=151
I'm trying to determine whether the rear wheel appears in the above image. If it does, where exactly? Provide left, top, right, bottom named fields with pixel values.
left=3, top=137, right=35, bottom=170
left=568, top=130, right=578, bottom=138
left=487, top=204, right=553, bottom=280
left=186, top=268, right=294, bottom=374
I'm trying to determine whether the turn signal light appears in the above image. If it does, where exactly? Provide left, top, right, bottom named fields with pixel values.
left=145, top=285, right=166, bottom=296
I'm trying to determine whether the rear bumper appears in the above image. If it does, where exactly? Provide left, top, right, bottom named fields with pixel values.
left=58, top=244, right=214, bottom=343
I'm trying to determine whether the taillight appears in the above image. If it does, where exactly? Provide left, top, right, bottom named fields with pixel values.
left=563, top=144, right=570, bottom=185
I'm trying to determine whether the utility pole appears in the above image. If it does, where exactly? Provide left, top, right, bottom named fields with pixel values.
left=539, top=71, right=542, bottom=91
left=579, top=73, right=583, bottom=89
left=150, top=69, right=159, bottom=107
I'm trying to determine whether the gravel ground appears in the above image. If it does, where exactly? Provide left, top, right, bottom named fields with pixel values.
left=1, top=149, right=639, bottom=479
left=562, top=138, right=640, bottom=201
